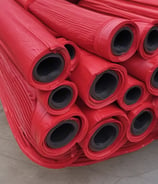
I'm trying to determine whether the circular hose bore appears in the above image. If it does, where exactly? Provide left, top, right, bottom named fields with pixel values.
left=151, top=68, right=158, bottom=88
left=33, top=53, right=65, bottom=83
left=89, top=123, right=119, bottom=152
left=124, top=86, right=142, bottom=105
left=48, top=85, right=73, bottom=109
left=144, top=26, right=158, bottom=53
left=45, top=120, right=79, bottom=148
left=64, top=44, right=76, bottom=60
left=131, top=110, right=153, bottom=136
left=90, top=70, right=119, bottom=101
left=111, top=27, right=134, bottom=56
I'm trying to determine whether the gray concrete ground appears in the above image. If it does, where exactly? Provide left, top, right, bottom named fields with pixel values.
left=0, top=103, right=158, bottom=184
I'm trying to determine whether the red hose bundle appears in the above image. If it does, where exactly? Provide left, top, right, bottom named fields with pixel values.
left=78, top=102, right=129, bottom=160
left=117, top=75, right=149, bottom=111
left=79, top=0, right=158, bottom=59
left=37, top=80, right=78, bottom=115
left=0, top=42, right=89, bottom=168
left=0, top=0, right=71, bottom=90
left=122, top=54, right=158, bottom=96
left=126, top=101, right=157, bottom=142
left=15, top=0, right=139, bottom=62
left=70, top=50, right=127, bottom=109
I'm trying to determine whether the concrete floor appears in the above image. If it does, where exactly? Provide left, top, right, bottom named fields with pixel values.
left=0, top=104, right=158, bottom=184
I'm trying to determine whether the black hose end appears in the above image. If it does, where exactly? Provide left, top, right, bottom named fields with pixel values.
left=144, top=26, right=158, bottom=53
left=131, top=110, right=153, bottom=136
left=89, top=123, right=119, bottom=152
left=48, top=85, right=73, bottom=110
left=111, top=26, right=134, bottom=56
left=124, top=86, right=142, bottom=105
left=33, top=53, right=65, bottom=83
left=151, top=68, right=158, bottom=88
left=64, top=44, right=76, bottom=60
left=90, top=70, right=119, bottom=101
left=46, top=120, right=79, bottom=148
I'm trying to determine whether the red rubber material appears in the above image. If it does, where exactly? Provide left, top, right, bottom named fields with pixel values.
left=122, top=54, right=158, bottom=96
left=0, top=0, right=71, bottom=90
left=78, top=102, right=129, bottom=160
left=70, top=50, right=127, bottom=109
left=0, top=42, right=89, bottom=168
left=79, top=0, right=158, bottom=59
left=15, top=0, right=139, bottom=62
left=117, top=75, right=149, bottom=111
left=126, top=101, right=157, bottom=142
left=37, top=80, right=78, bottom=115
left=57, top=38, right=80, bottom=72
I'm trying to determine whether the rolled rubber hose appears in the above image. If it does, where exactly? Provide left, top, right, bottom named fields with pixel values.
left=78, top=0, right=158, bottom=59
left=57, top=38, right=80, bottom=72
left=117, top=75, right=149, bottom=111
left=37, top=80, right=78, bottom=115
left=0, top=43, right=88, bottom=168
left=126, top=102, right=157, bottom=142
left=70, top=50, right=127, bottom=109
left=122, top=54, right=158, bottom=96
left=15, top=0, right=139, bottom=62
left=0, top=0, right=71, bottom=90
left=78, top=102, right=129, bottom=160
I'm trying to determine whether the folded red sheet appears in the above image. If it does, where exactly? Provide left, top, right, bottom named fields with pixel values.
left=79, top=0, right=158, bottom=59
left=15, top=0, right=139, bottom=62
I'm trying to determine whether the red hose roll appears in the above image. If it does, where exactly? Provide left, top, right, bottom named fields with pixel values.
left=0, top=0, right=71, bottom=90
left=126, top=101, right=157, bottom=143
left=70, top=50, right=127, bottom=109
left=57, top=38, right=80, bottom=72
left=79, top=0, right=158, bottom=59
left=15, top=0, right=139, bottom=62
left=128, top=0, right=158, bottom=7
left=122, top=54, right=158, bottom=96
left=0, top=44, right=82, bottom=168
left=31, top=102, right=88, bottom=158
left=117, top=75, right=149, bottom=111
left=37, top=80, right=78, bottom=115
left=78, top=102, right=129, bottom=160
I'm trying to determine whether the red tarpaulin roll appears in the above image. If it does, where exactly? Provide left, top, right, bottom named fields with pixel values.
left=0, top=0, right=71, bottom=90
left=37, top=80, right=78, bottom=115
left=117, top=75, right=149, bottom=111
left=70, top=50, right=127, bottom=109
left=122, top=54, right=158, bottom=96
left=0, top=42, right=89, bottom=168
left=15, top=0, right=139, bottom=62
left=78, top=102, right=129, bottom=160
left=79, top=0, right=158, bottom=59
left=126, top=101, right=157, bottom=142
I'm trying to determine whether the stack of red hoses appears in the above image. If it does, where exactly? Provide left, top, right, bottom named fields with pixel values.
left=0, top=0, right=158, bottom=168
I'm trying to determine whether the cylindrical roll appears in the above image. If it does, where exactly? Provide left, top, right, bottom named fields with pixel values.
left=31, top=102, right=88, bottom=158
left=37, top=80, right=78, bottom=115
left=78, top=102, right=129, bottom=160
left=117, top=75, right=149, bottom=111
left=126, top=102, right=157, bottom=143
left=70, top=50, right=127, bottom=109
left=122, top=54, right=158, bottom=96
left=79, top=0, right=158, bottom=59
left=0, top=44, right=80, bottom=168
left=0, top=0, right=71, bottom=90
left=16, top=0, right=139, bottom=62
